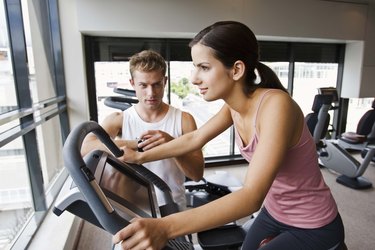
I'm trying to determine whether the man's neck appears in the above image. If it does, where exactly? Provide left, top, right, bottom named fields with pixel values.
left=135, top=102, right=169, bottom=123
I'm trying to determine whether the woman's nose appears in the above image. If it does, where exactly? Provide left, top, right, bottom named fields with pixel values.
left=190, top=69, right=200, bottom=86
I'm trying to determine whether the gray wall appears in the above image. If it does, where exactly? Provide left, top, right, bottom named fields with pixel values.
left=58, top=0, right=375, bottom=127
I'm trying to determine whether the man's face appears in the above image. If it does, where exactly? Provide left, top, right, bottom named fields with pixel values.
left=130, top=70, right=166, bottom=110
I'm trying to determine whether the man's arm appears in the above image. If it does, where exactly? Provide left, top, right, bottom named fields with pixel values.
left=81, top=112, right=138, bottom=156
left=173, top=111, right=204, bottom=181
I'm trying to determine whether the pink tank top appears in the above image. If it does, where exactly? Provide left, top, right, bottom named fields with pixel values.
left=235, top=90, right=338, bottom=228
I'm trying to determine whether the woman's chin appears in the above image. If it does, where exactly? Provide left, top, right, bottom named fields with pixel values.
left=202, top=95, right=217, bottom=102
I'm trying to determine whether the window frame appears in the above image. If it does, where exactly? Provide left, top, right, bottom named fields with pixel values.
left=84, top=36, right=345, bottom=164
left=1, top=0, right=69, bottom=248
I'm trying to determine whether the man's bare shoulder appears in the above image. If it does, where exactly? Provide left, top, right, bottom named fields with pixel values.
left=180, top=110, right=197, bottom=133
left=181, top=110, right=193, bottom=118
left=104, top=111, right=123, bottom=119
left=102, top=111, right=123, bottom=125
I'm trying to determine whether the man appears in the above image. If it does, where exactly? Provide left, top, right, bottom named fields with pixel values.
left=82, top=50, right=204, bottom=209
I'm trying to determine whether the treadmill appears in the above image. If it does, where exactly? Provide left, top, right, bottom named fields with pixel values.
left=53, top=121, right=193, bottom=250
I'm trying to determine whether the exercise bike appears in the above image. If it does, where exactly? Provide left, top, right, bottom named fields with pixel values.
left=53, top=121, right=193, bottom=250
left=184, top=171, right=249, bottom=250
left=306, top=94, right=375, bottom=190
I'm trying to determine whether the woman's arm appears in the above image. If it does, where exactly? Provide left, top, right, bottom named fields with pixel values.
left=120, top=104, right=233, bottom=165
left=164, top=92, right=302, bottom=237
left=113, top=92, right=303, bottom=250
left=133, top=112, right=205, bottom=181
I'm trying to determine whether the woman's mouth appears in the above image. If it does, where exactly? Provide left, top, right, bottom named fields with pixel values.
left=199, top=88, right=208, bottom=95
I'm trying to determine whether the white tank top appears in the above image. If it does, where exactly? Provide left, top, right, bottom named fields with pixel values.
left=122, top=105, right=186, bottom=209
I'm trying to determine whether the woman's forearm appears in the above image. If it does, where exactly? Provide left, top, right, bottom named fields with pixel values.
left=163, top=187, right=260, bottom=239
left=139, top=130, right=202, bottom=164
left=82, top=136, right=138, bottom=157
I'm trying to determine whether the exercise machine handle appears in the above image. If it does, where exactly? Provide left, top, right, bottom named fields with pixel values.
left=63, top=121, right=192, bottom=249
left=63, top=121, right=128, bottom=234
left=66, top=120, right=124, bottom=158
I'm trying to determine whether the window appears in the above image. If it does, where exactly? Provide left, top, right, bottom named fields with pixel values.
left=293, top=63, right=339, bottom=116
left=94, top=61, right=133, bottom=123
left=0, top=137, right=33, bottom=250
left=85, top=38, right=345, bottom=163
left=263, top=62, right=289, bottom=89
left=0, top=2, right=17, bottom=114
left=346, top=98, right=374, bottom=132
left=0, top=0, right=69, bottom=249
left=169, top=61, right=230, bottom=157
left=87, top=38, right=238, bottom=159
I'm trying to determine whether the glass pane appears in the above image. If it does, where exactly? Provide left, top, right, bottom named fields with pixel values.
left=0, top=3, right=18, bottom=114
left=36, top=116, right=64, bottom=189
left=292, top=63, right=338, bottom=116
left=263, top=61, right=289, bottom=89
left=346, top=98, right=374, bottom=133
left=95, top=60, right=233, bottom=158
left=0, top=137, right=34, bottom=250
left=21, top=0, right=56, bottom=103
left=170, top=61, right=230, bottom=157
left=95, top=61, right=133, bottom=123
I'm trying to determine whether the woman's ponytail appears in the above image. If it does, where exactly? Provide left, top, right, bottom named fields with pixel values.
left=256, top=62, right=288, bottom=93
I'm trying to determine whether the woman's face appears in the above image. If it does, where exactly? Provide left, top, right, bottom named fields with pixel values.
left=191, top=43, right=234, bottom=102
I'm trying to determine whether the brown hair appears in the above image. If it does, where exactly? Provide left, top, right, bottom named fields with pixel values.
left=129, top=50, right=167, bottom=77
left=189, top=21, right=287, bottom=95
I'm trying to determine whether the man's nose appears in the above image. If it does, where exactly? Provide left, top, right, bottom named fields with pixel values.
left=146, top=86, right=155, bottom=95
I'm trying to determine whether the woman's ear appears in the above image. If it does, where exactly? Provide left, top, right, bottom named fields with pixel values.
left=232, top=60, right=245, bottom=81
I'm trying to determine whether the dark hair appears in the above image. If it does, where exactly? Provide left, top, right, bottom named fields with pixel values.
left=189, top=21, right=287, bottom=95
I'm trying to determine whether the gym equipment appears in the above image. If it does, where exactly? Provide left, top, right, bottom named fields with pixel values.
left=305, top=94, right=333, bottom=145
left=104, top=88, right=138, bottom=111
left=319, top=142, right=375, bottom=189
left=185, top=171, right=242, bottom=208
left=53, top=121, right=193, bottom=250
left=318, top=87, right=340, bottom=110
left=305, top=94, right=375, bottom=189
left=185, top=172, right=248, bottom=250
left=338, top=99, right=375, bottom=155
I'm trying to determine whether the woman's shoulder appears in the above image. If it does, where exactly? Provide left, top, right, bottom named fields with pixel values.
left=254, top=89, right=297, bottom=117
left=258, top=87, right=289, bottom=96
left=256, top=88, right=291, bottom=103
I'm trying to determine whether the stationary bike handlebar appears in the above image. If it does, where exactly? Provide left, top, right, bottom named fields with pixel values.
left=63, top=121, right=180, bottom=231
left=63, top=121, right=127, bottom=234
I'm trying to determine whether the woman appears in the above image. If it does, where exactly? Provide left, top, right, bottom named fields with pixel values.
left=113, top=21, right=345, bottom=250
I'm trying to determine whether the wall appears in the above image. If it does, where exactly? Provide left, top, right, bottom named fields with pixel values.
left=58, top=0, right=375, bottom=128
left=59, top=0, right=89, bottom=127
left=360, top=4, right=375, bottom=97
left=75, top=0, right=367, bottom=41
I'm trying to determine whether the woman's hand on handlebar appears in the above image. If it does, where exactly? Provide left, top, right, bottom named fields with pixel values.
left=113, top=218, right=168, bottom=250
